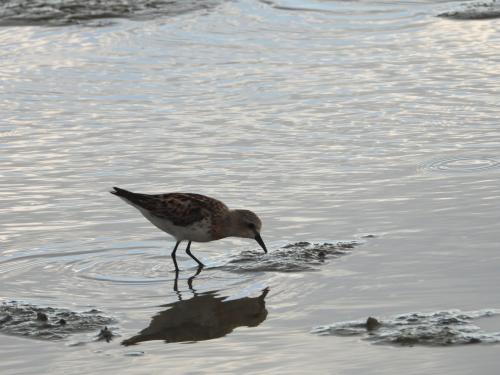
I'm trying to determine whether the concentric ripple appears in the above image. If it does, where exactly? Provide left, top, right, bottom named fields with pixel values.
left=422, top=156, right=500, bottom=174
left=0, top=243, right=170, bottom=284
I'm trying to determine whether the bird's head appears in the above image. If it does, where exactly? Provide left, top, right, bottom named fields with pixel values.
left=230, top=209, right=267, bottom=253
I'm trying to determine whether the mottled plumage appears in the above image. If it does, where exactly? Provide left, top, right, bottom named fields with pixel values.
left=111, top=187, right=267, bottom=270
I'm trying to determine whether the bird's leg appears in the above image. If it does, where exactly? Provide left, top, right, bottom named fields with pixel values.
left=171, top=241, right=181, bottom=271
left=187, top=265, right=203, bottom=291
left=185, top=241, right=204, bottom=268
left=173, top=269, right=180, bottom=293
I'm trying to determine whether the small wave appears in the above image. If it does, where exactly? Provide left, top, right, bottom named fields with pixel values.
left=312, top=309, right=500, bottom=346
left=438, top=0, right=500, bottom=20
left=421, top=156, right=500, bottom=174
left=220, top=241, right=358, bottom=273
left=0, top=301, right=115, bottom=341
left=0, top=0, right=223, bottom=26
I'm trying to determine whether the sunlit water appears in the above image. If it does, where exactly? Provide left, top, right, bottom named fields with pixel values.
left=1, top=0, right=500, bottom=373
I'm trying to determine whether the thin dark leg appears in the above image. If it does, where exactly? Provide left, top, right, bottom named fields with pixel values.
left=187, top=265, right=203, bottom=290
left=185, top=241, right=204, bottom=268
left=173, top=269, right=180, bottom=294
left=171, top=241, right=181, bottom=271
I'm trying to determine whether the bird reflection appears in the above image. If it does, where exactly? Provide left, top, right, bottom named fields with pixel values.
left=122, top=268, right=269, bottom=346
left=173, top=267, right=202, bottom=295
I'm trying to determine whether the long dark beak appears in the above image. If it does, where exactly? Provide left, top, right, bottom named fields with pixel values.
left=254, top=233, right=267, bottom=254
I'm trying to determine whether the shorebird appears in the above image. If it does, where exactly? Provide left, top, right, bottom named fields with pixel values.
left=111, top=187, right=267, bottom=270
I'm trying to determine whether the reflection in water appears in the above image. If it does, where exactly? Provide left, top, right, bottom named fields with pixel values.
left=122, top=270, right=269, bottom=346
left=173, top=266, right=203, bottom=294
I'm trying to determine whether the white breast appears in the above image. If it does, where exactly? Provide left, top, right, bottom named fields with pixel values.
left=141, top=210, right=213, bottom=242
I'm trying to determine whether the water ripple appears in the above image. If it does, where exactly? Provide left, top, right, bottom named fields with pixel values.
left=421, top=156, right=500, bottom=174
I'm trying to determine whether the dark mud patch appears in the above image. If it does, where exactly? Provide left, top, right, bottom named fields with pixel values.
left=313, top=309, right=500, bottom=346
left=0, top=0, right=223, bottom=26
left=220, top=241, right=358, bottom=272
left=96, top=326, right=117, bottom=342
left=0, top=301, right=115, bottom=341
left=438, top=1, right=500, bottom=20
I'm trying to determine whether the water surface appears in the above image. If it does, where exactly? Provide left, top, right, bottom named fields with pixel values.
left=1, top=0, right=500, bottom=373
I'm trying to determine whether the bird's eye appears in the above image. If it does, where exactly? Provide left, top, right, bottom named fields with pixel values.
left=248, top=223, right=256, bottom=230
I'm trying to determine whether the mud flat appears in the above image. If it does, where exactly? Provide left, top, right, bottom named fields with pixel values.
left=222, top=241, right=359, bottom=272
left=0, top=302, right=115, bottom=341
left=313, top=309, right=500, bottom=346
left=438, top=0, right=500, bottom=20
left=0, top=0, right=222, bottom=26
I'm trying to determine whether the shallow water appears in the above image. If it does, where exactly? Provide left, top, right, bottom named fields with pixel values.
left=1, top=0, right=500, bottom=373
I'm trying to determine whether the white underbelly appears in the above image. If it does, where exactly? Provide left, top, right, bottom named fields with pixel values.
left=141, top=210, right=213, bottom=242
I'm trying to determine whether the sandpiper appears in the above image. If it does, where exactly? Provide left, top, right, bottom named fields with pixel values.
left=111, top=187, right=267, bottom=270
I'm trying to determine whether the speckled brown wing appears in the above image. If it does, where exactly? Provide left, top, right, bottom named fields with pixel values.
left=111, top=188, right=228, bottom=227
left=152, top=193, right=229, bottom=226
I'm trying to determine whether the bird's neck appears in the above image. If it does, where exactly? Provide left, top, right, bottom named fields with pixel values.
left=216, top=210, right=239, bottom=238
